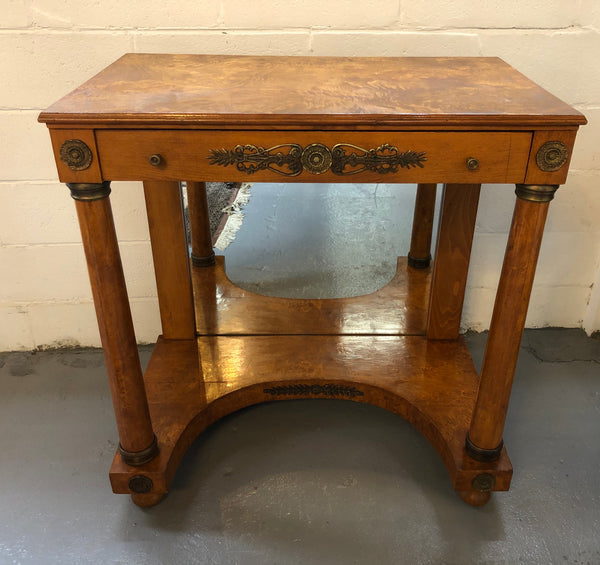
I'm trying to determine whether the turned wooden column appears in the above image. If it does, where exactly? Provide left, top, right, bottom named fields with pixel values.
left=69, top=182, right=158, bottom=466
left=408, top=183, right=437, bottom=269
left=466, top=184, right=559, bottom=460
left=186, top=181, right=215, bottom=267
left=143, top=181, right=195, bottom=339
left=427, top=184, right=481, bottom=340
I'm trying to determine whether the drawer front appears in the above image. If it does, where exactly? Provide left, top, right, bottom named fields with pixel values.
left=95, top=130, right=531, bottom=184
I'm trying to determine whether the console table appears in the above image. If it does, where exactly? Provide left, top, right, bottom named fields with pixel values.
left=39, top=54, right=586, bottom=507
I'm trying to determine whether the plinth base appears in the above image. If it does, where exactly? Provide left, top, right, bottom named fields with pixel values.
left=109, top=335, right=512, bottom=507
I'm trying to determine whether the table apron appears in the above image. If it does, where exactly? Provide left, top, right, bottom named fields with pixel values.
left=93, top=130, right=532, bottom=184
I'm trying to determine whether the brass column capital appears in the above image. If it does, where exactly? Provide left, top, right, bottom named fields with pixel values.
left=515, top=184, right=559, bottom=203
left=66, top=181, right=111, bottom=201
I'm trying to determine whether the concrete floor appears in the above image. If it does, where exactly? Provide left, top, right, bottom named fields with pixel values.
left=1, top=184, right=599, bottom=564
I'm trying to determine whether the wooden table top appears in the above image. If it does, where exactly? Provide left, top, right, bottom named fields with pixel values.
left=38, top=54, right=586, bottom=129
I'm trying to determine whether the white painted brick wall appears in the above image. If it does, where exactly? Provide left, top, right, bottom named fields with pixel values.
left=309, top=30, right=481, bottom=56
left=1, top=1, right=30, bottom=28
left=479, top=30, right=600, bottom=105
left=133, top=30, right=311, bottom=55
left=29, top=1, right=221, bottom=29
left=0, top=32, right=134, bottom=109
left=401, top=1, right=586, bottom=29
left=1, top=1, right=599, bottom=349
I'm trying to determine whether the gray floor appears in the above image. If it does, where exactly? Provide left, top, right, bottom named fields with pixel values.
left=1, top=184, right=599, bottom=565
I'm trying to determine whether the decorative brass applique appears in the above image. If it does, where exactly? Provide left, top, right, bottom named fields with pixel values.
left=472, top=473, right=496, bottom=493
left=128, top=475, right=153, bottom=494
left=59, top=139, right=93, bottom=171
left=264, top=384, right=364, bottom=398
left=301, top=143, right=333, bottom=174
left=536, top=141, right=568, bottom=172
left=331, top=143, right=427, bottom=175
left=209, top=144, right=303, bottom=176
left=208, top=143, right=426, bottom=176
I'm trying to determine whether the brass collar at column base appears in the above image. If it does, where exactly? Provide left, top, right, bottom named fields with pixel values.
left=191, top=252, right=216, bottom=267
left=465, top=433, right=503, bottom=462
left=407, top=253, right=432, bottom=269
left=515, top=184, right=559, bottom=203
left=119, top=434, right=159, bottom=466
left=67, top=181, right=112, bottom=202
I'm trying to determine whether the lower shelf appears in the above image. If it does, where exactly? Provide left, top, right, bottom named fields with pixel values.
left=110, top=334, right=512, bottom=505
left=192, top=256, right=431, bottom=335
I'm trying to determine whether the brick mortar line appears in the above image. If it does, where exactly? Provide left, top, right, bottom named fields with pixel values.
left=0, top=241, right=151, bottom=248
left=0, top=180, right=60, bottom=184
left=566, top=168, right=600, bottom=173
left=0, top=109, right=47, bottom=114
left=1, top=297, right=158, bottom=306
left=0, top=108, right=45, bottom=112
left=0, top=26, right=595, bottom=33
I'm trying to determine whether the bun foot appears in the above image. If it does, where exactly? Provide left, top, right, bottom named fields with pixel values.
left=130, top=492, right=166, bottom=507
left=457, top=490, right=491, bottom=507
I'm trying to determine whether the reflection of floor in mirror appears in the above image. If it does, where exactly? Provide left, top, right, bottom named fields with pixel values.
left=206, top=182, right=240, bottom=237
left=220, top=182, right=440, bottom=299
left=182, top=181, right=242, bottom=247
left=213, top=183, right=252, bottom=251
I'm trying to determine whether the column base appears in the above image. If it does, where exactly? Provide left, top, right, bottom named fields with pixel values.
left=191, top=252, right=216, bottom=267
left=407, top=253, right=431, bottom=269
left=465, top=433, right=503, bottom=462
left=118, top=434, right=159, bottom=466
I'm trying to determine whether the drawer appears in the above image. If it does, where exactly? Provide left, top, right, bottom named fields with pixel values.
left=95, top=130, right=532, bottom=184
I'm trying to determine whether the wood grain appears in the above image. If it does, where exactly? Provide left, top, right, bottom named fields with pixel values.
left=143, top=181, right=195, bottom=339
left=109, top=335, right=512, bottom=502
left=49, top=128, right=102, bottom=183
left=427, top=184, right=481, bottom=340
left=468, top=197, right=551, bottom=450
left=524, top=129, right=578, bottom=185
left=192, top=256, right=430, bottom=336
left=75, top=197, right=155, bottom=453
left=39, top=54, right=586, bottom=507
left=186, top=181, right=214, bottom=263
left=39, top=55, right=586, bottom=128
left=93, top=130, right=531, bottom=184
left=409, top=183, right=437, bottom=265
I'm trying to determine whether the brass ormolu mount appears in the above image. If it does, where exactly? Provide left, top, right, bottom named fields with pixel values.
left=209, top=142, right=427, bottom=177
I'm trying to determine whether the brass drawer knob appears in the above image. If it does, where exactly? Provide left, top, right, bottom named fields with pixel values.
left=466, top=157, right=479, bottom=170
left=149, top=153, right=163, bottom=166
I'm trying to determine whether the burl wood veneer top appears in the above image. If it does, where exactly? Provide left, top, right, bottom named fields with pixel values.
left=38, top=54, right=586, bottom=128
